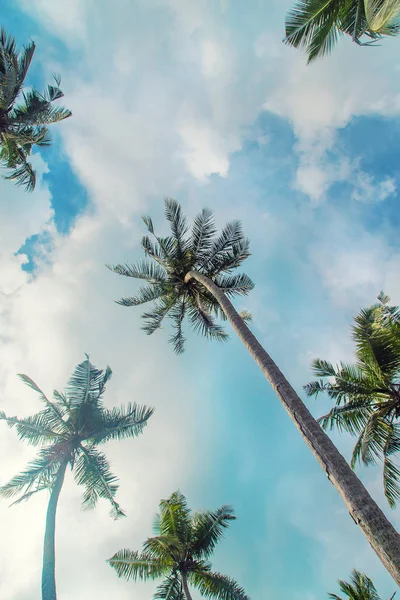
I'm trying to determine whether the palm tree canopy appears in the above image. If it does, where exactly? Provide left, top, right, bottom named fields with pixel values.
left=284, top=0, right=400, bottom=63
left=0, top=356, right=153, bottom=518
left=328, top=568, right=395, bottom=599
left=109, top=491, right=249, bottom=600
left=305, top=292, right=400, bottom=507
left=107, top=198, right=254, bottom=354
left=0, top=27, right=71, bottom=191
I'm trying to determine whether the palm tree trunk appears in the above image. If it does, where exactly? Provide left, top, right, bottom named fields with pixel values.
left=185, top=270, right=400, bottom=585
left=181, top=572, right=193, bottom=600
left=42, top=461, right=67, bottom=600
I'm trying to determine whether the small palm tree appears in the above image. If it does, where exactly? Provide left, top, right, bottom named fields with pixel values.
left=284, top=0, right=400, bottom=63
left=109, top=491, right=249, bottom=600
left=305, top=293, right=400, bottom=507
left=0, top=356, right=153, bottom=600
left=0, top=27, right=71, bottom=191
left=107, top=199, right=400, bottom=585
left=328, top=569, right=396, bottom=599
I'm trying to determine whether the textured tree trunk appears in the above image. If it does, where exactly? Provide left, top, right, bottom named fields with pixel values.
left=42, top=461, right=67, bottom=600
left=185, top=270, right=400, bottom=585
left=181, top=572, right=193, bottom=600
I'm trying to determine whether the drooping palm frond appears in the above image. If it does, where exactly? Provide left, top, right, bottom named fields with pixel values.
left=155, top=574, right=185, bottom=600
left=284, top=0, right=400, bottom=62
left=109, top=492, right=248, bottom=600
left=306, top=296, right=400, bottom=507
left=109, top=198, right=254, bottom=354
left=189, top=569, right=250, bottom=600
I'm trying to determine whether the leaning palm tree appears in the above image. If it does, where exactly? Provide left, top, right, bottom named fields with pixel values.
left=284, top=0, right=400, bottom=63
left=0, top=27, right=71, bottom=191
left=108, top=199, right=400, bottom=585
left=0, top=355, right=153, bottom=600
left=328, top=568, right=396, bottom=599
left=305, top=293, right=400, bottom=508
left=109, top=491, right=249, bottom=600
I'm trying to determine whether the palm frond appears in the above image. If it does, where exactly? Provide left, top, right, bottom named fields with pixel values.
left=214, top=273, right=254, bottom=297
left=318, top=401, right=374, bottom=435
left=66, top=355, right=107, bottom=407
left=192, top=505, right=235, bottom=559
left=164, top=197, right=189, bottom=258
left=155, top=574, right=184, bottom=600
left=365, top=0, right=400, bottom=33
left=0, top=447, right=68, bottom=501
left=157, top=491, right=192, bottom=544
left=188, top=304, right=228, bottom=342
left=191, top=208, right=216, bottom=258
left=189, top=569, right=249, bottom=600
left=89, top=402, right=153, bottom=444
left=143, top=535, right=184, bottom=561
left=106, top=261, right=167, bottom=284
left=108, top=549, right=168, bottom=581
left=17, top=41, right=35, bottom=89
left=141, top=296, right=177, bottom=335
left=284, top=0, right=343, bottom=62
left=4, top=157, right=35, bottom=192
left=74, top=445, right=124, bottom=519
left=18, top=374, right=70, bottom=432
left=0, top=410, right=62, bottom=446
left=169, top=299, right=187, bottom=354
left=116, top=284, right=167, bottom=307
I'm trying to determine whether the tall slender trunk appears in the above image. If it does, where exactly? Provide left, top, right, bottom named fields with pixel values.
left=42, top=461, right=67, bottom=600
left=181, top=572, right=193, bottom=600
left=185, top=270, right=400, bottom=585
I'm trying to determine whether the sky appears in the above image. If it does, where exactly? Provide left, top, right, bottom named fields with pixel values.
left=1, top=0, right=400, bottom=598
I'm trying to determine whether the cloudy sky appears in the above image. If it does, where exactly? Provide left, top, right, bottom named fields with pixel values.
left=1, top=0, right=400, bottom=598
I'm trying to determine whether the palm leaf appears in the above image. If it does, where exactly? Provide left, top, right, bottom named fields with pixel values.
left=90, top=403, right=154, bottom=444
left=192, top=505, right=235, bottom=559
left=108, top=549, right=169, bottom=581
left=189, top=569, right=249, bottom=600
left=155, top=574, right=184, bottom=600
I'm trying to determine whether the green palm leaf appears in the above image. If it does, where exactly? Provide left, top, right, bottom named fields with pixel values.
left=108, top=549, right=169, bottom=581
left=189, top=570, right=249, bottom=600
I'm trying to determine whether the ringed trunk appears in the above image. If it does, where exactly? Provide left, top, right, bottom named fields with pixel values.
left=181, top=572, right=193, bottom=600
left=42, top=461, right=67, bottom=600
left=185, top=270, right=400, bottom=586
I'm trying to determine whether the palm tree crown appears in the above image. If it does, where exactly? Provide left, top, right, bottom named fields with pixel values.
left=107, top=198, right=254, bottom=353
left=284, top=0, right=400, bottom=63
left=305, top=293, right=400, bottom=507
left=109, top=491, right=249, bottom=600
left=328, top=568, right=395, bottom=599
left=0, top=27, right=71, bottom=191
left=0, top=355, right=153, bottom=517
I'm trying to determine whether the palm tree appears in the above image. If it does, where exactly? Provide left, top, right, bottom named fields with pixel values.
left=108, top=199, right=400, bottom=585
left=328, top=569, right=396, bottom=599
left=108, top=491, right=249, bottom=600
left=284, top=0, right=400, bottom=63
left=0, top=27, right=71, bottom=191
left=305, top=293, right=400, bottom=508
left=0, top=355, right=153, bottom=600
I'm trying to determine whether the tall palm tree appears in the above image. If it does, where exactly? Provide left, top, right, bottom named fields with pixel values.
left=328, top=569, right=396, bottom=599
left=284, top=0, right=400, bottom=63
left=305, top=293, right=400, bottom=507
left=0, top=356, right=153, bottom=600
left=108, top=491, right=249, bottom=600
left=108, top=199, right=400, bottom=585
left=0, top=27, right=71, bottom=191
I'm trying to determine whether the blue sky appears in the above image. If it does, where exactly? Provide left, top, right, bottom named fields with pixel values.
left=1, top=1, right=400, bottom=599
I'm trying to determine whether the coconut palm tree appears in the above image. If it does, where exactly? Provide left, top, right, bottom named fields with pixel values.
left=284, top=0, right=400, bottom=63
left=328, top=568, right=396, bottom=599
left=0, top=27, right=71, bottom=191
left=109, top=491, right=249, bottom=600
left=108, top=198, right=400, bottom=585
left=0, top=355, right=153, bottom=600
left=305, top=293, right=400, bottom=508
